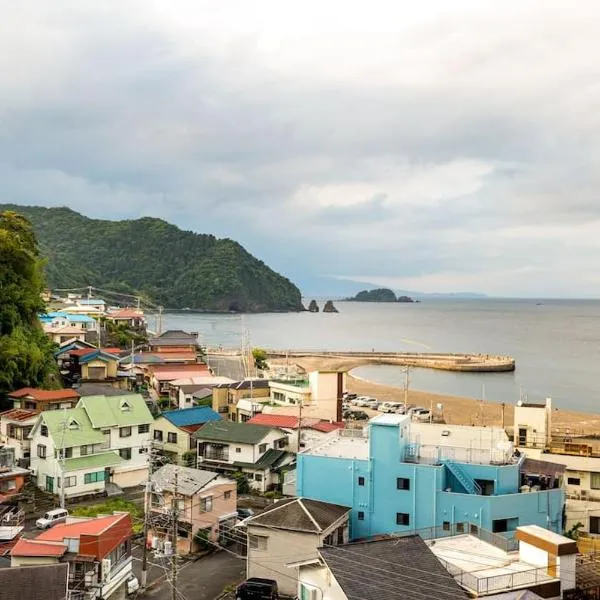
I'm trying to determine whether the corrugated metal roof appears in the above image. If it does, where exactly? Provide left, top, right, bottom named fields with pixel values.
left=77, top=393, right=153, bottom=428
left=152, top=464, right=218, bottom=496
left=63, top=451, right=123, bottom=472
left=162, top=406, right=221, bottom=428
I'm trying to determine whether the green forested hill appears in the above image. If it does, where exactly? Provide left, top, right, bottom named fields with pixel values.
left=0, top=205, right=303, bottom=312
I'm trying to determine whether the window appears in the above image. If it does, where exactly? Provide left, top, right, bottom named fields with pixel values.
left=40, top=425, right=48, bottom=437
left=358, top=511, right=365, bottom=521
left=138, top=424, right=150, bottom=434
left=492, top=517, right=519, bottom=533
left=396, top=477, right=410, bottom=490
left=591, top=473, right=600, bottom=490
left=59, top=447, right=73, bottom=459
left=475, top=479, right=495, bottom=496
left=396, top=513, right=410, bottom=526
left=119, top=448, right=132, bottom=460
left=37, top=444, right=46, bottom=459
left=568, top=477, right=581, bottom=486
left=273, top=392, right=285, bottom=402
left=80, top=445, right=94, bottom=456
left=258, top=443, right=267, bottom=454
left=199, top=496, right=213, bottom=513
left=249, top=535, right=268, bottom=551
left=84, top=471, right=106, bottom=484
left=591, top=516, right=600, bottom=535
left=63, top=476, right=77, bottom=488
left=442, top=521, right=450, bottom=531
left=119, top=426, right=132, bottom=438
left=139, top=447, right=148, bottom=454
left=277, top=439, right=287, bottom=449
left=224, top=491, right=232, bottom=501
left=456, top=522, right=465, bottom=533
left=167, top=432, right=178, bottom=444
left=254, top=473, right=263, bottom=482
left=358, top=476, right=365, bottom=486
left=235, top=447, right=241, bottom=453
left=154, top=430, right=163, bottom=442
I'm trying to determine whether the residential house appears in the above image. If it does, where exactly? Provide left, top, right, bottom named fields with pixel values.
left=54, top=339, right=97, bottom=371
left=147, top=364, right=211, bottom=397
left=298, top=535, right=467, bottom=600
left=72, top=349, right=124, bottom=388
left=105, top=308, right=146, bottom=329
left=120, top=350, right=198, bottom=368
left=11, top=512, right=135, bottom=600
left=0, top=563, right=69, bottom=600
left=29, top=393, right=153, bottom=498
left=513, top=398, right=600, bottom=538
left=148, top=330, right=199, bottom=352
left=248, top=414, right=344, bottom=452
left=44, top=326, right=87, bottom=344
left=8, top=388, right=79, bottom=412
left=424, top=523, right=577, bottom=598
left=153, top=406, right=222, bottom=465
left=246, top=497, right=350, bottom=596
left=194, top=421, right=294, bottom=493
left=40, top=311, right=98, bottom=334
left=0, top=448, right=29, bottom=503
left=0, top=409, right=38, bottom=462
left=297, top=414, right=565, bottom=540
left=168, top=376, right=233, bottom=409
left=212, top=379, right=270, bottom=421
left=148, top=464, right=237, bottom=555
left=267, top=370, right=347, bottom=422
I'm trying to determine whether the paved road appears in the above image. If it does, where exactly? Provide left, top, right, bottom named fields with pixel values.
left=138, top=550, right=245, bottom=600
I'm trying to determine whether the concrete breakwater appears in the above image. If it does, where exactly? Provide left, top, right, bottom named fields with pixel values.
left=209, top=348, right=516, bottom=373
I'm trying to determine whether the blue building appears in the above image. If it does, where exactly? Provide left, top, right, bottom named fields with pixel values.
left=297, top=414, right=564, bottom=540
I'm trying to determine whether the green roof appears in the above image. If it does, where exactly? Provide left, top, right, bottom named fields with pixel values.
left=39, top=408, right=105, bottom=449
left=232, top=449, right=293, bottom=470
left=193, top=420, right=283, bottom=444
left=77, top=394, right=153, bottom=428
left=63, top=451, right=123, bottom=472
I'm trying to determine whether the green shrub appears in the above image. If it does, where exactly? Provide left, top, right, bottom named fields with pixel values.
left=71, top=499, right=144, bottom=533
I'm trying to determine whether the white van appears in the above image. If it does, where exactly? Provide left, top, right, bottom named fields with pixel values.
left=36, top=508, right=69, bottom=529
left=380, top=402, right=403, bottom=413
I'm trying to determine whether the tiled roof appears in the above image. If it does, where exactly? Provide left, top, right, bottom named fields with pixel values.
left=248, top=414, right=299, bottom=429
left=78, top=349, right=120, bottom=364
left=0, top=563, right=69, bottom=600
left=39, top=407, right=105, bottom=448
left=36, top=513, right=131, bottom=541
left=77, top=394, right=153, bottom=428
left=152, top=366, right=212, bottom=381
left=162, top=406, right=221, bottom=428
left=45, top=326, right=83, bottom=334
left=71, top=347, right=121, bottom=358
left=309, top=421, right=345, bottom=433
left=319, top=536, right=467, bottom=600
left=193, top=420, right=283, bottom=444
left=63, top=451, right=123, bottom=472
left=0, top=409, right=38, bottom=422
left=152, top=464, right=218, bottom=496
left=9, top=388, right=79, bottom=401
left=106, top=309, right=144, bottom=319
left=11, top=538, right=67, bottom=557
left=248, top=497, right=350, bottom=533
left=231, top=379, right=270, bottom=390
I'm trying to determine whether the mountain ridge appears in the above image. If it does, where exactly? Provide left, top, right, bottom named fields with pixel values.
left=0, top=204, right=303, bottom=313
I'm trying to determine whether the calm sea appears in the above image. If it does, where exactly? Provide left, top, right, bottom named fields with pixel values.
left=160, top=299, right=600, bottom=413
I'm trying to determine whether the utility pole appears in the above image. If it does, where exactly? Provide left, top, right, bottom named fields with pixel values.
left=171, top=470, right=179, bottom=600
left=403, top=367, right=410, bottom=413
left=158, top=306, right=163, bottom=336
left=297, top=400, right=303, bottom=452
left=141, top=443, right=154, bottom=589
left=58, top=408, right=68, bottom=509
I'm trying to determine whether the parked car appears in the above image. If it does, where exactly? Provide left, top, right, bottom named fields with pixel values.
left=342, top=402, right=351, bottom=410
left=380, top=401, right=403, bottom=413
left=351, top=396, right=367, bottom=406
left=236, top=578, right=279, bottom=600
left=343, top=409, right=369, bottom=421
left=237, top=508, right=255, bottom=520
left=343, top=392, right=357, bottom=401
left=36, top=508, right=69, bottom=529
left=354, top=396, right=375, bottom=407
left=410, top=407, right=431, bottom=422
left=363, top=398, right=380, bottom=409
left=127, top=575, right=140, bottom=595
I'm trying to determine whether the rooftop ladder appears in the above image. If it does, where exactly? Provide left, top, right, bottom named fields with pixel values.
left=442, top=459, right=482, bottom=495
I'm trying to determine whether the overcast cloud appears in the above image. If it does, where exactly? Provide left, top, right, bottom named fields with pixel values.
left=2, top=1, right=600, bottom=296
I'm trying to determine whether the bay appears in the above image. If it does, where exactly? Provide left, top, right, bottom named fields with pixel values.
left=160, top=299, right=600, bottom=413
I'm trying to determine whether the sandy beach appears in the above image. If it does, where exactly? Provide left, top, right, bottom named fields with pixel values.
left=285, top=356, right=600, bottom=435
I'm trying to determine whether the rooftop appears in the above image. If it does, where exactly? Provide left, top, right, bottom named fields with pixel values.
left=9, top=387, right=79, bottom=401
left=36, top=512, right=131, bottom=542
left=161, top=406, right=222, bottom=428
left=193, top=420, right=285, bottom=444
left=319, top=536, right=466, bottom=600
left=63, top=451, right=123, bottom=472
left=248, top=414, right=344, bottom=433
left=150, top=365, right=211, bottom=381
left=77, top=393, right=154, bottom=428
left=0, top=563, right=69, bottom=600
left=38, top=407, right=105, bottom=448
left=301, top=429, right=369, bottom=460
left=11, top=538, right=67, bottom=557
left=248, top=497, right=350, bottom=533
left=169, top=375, right=233, bottom=387
left=152, top=464, right=218, bottom=496
left=0, top=408, right=38, bottom=422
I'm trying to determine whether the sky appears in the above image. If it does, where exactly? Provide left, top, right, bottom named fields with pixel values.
left=2, top=1, right=600, bottom=297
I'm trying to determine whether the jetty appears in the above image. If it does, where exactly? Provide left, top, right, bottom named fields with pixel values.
left=207, top=349, right=515, bottom=373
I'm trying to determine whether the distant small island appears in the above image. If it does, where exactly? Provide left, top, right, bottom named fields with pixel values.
left=346, top=288, right=414, bottom=303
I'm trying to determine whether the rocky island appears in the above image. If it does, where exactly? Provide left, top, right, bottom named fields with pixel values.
left=347, top=288, right=414, bottom=303
left=308, top=300, right=320, bottom=312
left=323, top=300, right=339, bottom=313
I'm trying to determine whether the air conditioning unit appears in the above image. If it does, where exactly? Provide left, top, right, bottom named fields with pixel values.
left=163, top=541, right=173, bottom=556
left=101, top=559, right=111, bottom=583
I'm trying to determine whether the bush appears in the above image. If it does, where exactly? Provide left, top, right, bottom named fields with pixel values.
left=182, top=450, right=196, bottom=468
left=232, top=471, right=250, bottom=495
left=193, top=527, right=212, bottom=551
left=263, top=491, right=282, bottom=499
left=71, top=499, right=144, bottom=534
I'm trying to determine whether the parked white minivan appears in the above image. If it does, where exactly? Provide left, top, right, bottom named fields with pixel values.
left=36, top=508, right=69, bottom=529
left=379, top=402, right=403, bottom=413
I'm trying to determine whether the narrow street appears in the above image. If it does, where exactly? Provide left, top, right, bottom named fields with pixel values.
left=135, top=549, right=245, bottom=600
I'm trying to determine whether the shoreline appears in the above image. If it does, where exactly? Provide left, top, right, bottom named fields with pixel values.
left=284, top=355, right=600, bottom=435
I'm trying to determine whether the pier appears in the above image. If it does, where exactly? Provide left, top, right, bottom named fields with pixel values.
left=207, top=349, right=516, bottom=373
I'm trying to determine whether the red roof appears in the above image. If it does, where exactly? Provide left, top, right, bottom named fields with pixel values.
left=0, top=409, right=38, bottom=422
left=36, top=513, right=131, bottom=542
left=179, top=424, right=204, bottom=434
left=248, top=414, right=299, bottom=428
left=8, top=388, right=79, bottom=401
left=70, top=347, right=121, bottom=357
left=309, top=421, right=345, bottom=433
left=106, top=309, right=144, bottom=319
left=11, top=538, right=67, bottom=557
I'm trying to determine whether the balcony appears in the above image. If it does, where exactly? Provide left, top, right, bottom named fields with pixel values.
left=404, top=443, right=515, bottom=466
left=200, top=450, right=229, bottom=462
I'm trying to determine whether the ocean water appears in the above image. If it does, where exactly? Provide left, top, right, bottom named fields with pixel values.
left=160, top=299, right=600, bottom=413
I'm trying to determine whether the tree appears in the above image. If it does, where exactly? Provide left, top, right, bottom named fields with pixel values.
left=0, top=211, right=58, bottom=397
left=252, top=348, right=268, bottom=371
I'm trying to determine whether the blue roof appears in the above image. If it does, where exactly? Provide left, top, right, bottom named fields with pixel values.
left=78, top=350, right=120, bottom=364
left=43, top=311, right=96, bottom=323
left=162, top=406, right=222, bottom=428
left=78, top=298, right=105, bottom=305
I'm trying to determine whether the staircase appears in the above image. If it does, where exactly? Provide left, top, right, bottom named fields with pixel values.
left=442, top=460, right=482, bottom=495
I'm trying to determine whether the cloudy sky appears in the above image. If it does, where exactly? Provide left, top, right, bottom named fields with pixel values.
left=2, top=1, right=599, bottom=297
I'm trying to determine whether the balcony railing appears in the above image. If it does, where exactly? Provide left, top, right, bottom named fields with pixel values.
left=201, top=451, right=229, bottom=462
